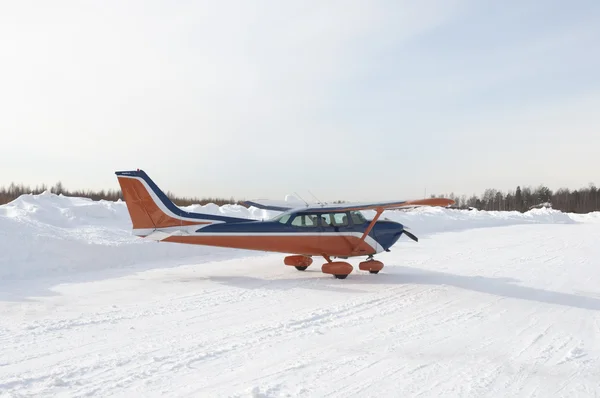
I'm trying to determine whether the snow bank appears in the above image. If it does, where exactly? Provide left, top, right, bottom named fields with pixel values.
left=568, top=211, right=600, bottom=223
left=0, top=194, right=258, bottom=281
left=183, top=203, right=278, bottom=221
left=0, top=193, right=591, bottom=281
left=369, top=206, right=578, bottom=236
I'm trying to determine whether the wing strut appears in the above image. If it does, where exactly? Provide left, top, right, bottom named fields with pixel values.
left=352, top=207, right=384, bottom=254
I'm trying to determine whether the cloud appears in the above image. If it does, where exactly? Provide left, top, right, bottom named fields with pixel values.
left=0, top=1, right=469, bottom=196
left=0, top=0, right=598, bottom=201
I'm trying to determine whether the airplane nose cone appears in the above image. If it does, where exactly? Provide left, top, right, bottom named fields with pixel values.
left=372, top=221, right=404, bottom=251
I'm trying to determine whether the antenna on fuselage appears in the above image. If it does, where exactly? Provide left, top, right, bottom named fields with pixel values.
left=294, top=192, right=310, bottom=207
left=308, top=190, right=326, bottom=207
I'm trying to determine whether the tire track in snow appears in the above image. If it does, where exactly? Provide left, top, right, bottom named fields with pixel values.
left=105, top=282, right=446, bottom=395
left=3, top=222, right=600, bottom=397
left=0, top=281, right=426, bottom=396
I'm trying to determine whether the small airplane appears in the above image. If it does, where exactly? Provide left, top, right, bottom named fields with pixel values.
left=115, top=169, right=454, bottom=279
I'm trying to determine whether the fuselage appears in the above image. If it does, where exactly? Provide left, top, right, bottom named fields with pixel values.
left=162, top=210, right=406, bottom=258
left=114, top=169, right=407, bottom=258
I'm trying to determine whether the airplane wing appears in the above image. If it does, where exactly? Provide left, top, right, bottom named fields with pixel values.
left=301, top=198, right=455, bottom=213
left=241, top=198, right=454, bottom=213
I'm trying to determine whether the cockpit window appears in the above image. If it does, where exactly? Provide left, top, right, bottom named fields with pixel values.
left=319, top=212, right=349, bottom=227
left=273, top=213, right=291, bottom=224
left=350, top=211, right=367, bottom=224
left=332, top=213, right=349, bottom=226
left=273, top=210, right=364, bottom=226
left=291, top=214, right=318, bottom=227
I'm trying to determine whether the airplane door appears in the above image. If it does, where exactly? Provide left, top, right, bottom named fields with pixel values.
left=290, top=213, right=321, bottom=254
left=319, top=212, right=353, bottom=254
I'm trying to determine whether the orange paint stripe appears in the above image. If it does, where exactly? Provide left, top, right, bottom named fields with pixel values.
left=163, top=235, right=377, bottom=257
left=402, top=198, right=455, bottom=207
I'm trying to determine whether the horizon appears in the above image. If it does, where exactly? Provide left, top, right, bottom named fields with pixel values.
left=0, top=175, right=596, bottom=203
left=1, top=1, right=599, bottom=202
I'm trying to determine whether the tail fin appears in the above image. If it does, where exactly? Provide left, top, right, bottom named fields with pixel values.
left=115, top=169, right=248, bottom=234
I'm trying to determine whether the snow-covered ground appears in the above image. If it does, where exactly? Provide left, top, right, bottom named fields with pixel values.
left=1, top=193, right=600, bottom=397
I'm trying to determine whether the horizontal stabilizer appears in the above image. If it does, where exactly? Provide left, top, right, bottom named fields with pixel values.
left=241, top=200, right=297, bottom=212
left=142, top=229, right=185, bottom=241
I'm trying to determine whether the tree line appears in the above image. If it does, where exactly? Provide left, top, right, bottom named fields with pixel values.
left=0, top=181, right=235, bottom=207
left=1, top=181, right=599, bottom=213
left=435, top=184, right=599, bottom=213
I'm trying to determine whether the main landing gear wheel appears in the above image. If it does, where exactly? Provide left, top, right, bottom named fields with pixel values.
left=321, top=261, right=353, bottom=279
left=284, top=255, right=313, bottom=271
left=369, top=270, right=379, bottom=274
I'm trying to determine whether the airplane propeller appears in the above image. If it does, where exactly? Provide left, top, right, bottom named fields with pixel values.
left=403, top=227, right=418, bottom=242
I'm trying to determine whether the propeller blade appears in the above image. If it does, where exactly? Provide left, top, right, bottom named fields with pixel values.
left=403, top=229, right=418, bottom=242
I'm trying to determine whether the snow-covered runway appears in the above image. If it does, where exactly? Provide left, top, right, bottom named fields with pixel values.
left=1, top=195, right=600, bottom=397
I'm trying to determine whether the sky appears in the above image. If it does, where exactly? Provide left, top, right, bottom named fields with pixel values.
left=1, top=0, right=599, bottom=202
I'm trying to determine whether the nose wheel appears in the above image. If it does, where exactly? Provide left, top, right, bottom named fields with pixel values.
left=359, top=258, right=384, bottom=274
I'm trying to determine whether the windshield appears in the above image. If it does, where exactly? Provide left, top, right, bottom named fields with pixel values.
left=269, top=211, right=293, bottom=223
left=350, top=211, right=367, bottom=224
